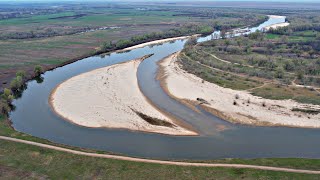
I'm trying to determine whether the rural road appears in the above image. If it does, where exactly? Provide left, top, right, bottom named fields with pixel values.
left=1, top=136, right=320, bottom=174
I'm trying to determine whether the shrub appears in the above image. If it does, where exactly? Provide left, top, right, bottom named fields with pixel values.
left=10, top=76, right=23, bottom=92
left=16, top=70, right=26, bottom=80
left=34, top=65, right=43, bottom=76
left=2, top=88, right=13, bottom=103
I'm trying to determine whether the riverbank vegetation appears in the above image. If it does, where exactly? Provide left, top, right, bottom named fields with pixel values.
left=180, top=12, right=320, bottom=106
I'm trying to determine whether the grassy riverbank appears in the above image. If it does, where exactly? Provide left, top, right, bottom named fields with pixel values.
left=0, top=140, right=320, bottom=179
left=1, top=116, right=320, bottom=179
left=180, top=12, right=320, bottom=106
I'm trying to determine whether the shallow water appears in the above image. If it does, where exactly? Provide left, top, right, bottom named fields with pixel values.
left=9, top=16, right=320, bottom=160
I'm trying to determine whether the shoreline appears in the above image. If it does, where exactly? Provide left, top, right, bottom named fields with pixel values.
left=117, top=35, right=196, bottom=52
left=263, top=22, right=290, bottom=30
left=157, top=52, right=320, bottom=129
left=49, top=55, right=197, bottom=136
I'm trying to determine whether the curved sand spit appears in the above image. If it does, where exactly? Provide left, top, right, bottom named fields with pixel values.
left=50, top=55, right=196, bottom=136
left=158, top=52, right=320, bottom=128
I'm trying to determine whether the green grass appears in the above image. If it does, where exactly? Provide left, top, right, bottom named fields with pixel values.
left=1, top=140, right=320, bottom=179
left=266, top=32, right=314, bottom=42
left=0, top=12, right=76, bottom=26
left=266, top=33, right=280, bottom=39
left=250, top=84, right=320, bottom=105
left=179, top=53, right=262, bottom=90
left=293, top=30, right=318, bottom=37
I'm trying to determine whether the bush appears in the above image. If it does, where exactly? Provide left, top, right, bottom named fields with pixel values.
left=10, top=76, right=23, bottom=92
left=0, top=100, right=11, bottom=115
left=1, top=88, right=13, bottom=103
left=16, top=70, right=26, bottom=80
left=34, top=65, right=43, bottom=76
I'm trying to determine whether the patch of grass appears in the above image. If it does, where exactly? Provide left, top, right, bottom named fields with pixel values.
left=179, top=53, right=262, bottom=90
left=250, top=84, right=320, bottom=105
left=132, top=109, right=175, bottom=128
left=292, top=108, right=320, bottom=115
left=250, top=84, right=294, bottom=100
left=266, top=33, right=280, bottom=39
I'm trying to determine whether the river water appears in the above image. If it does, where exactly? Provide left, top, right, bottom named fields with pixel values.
left=9, top=16, right=320, bottom=160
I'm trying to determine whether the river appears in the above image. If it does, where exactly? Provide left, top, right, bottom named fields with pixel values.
left=9, top=16, right=320, bottom=160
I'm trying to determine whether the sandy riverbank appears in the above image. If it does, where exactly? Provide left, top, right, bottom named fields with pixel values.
left=158, top=52, right=320, bottom=128
left=268, top=15, right=286, bottom=19
left=263, top=15, right=290, bottom=30
left=264, top=22, right=290, bottom=30
left=50, top=55, right=197, bottom=136
left=118, top=36, right=195, bottom=52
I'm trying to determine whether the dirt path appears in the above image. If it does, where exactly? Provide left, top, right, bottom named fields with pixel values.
left=1, top=136, right=320, bottom=174
left=291, top=78, right=320, bottom=94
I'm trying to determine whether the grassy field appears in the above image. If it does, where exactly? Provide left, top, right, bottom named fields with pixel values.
left=2, top=140, right=320, bottom=179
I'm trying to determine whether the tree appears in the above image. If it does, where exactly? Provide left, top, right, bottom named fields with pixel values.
left=100, top=41, right=113, bottom=51
left=34, top=65, right=43, bottom=77
left=199, top=25, right=213, bottom=35
left=115, top=39, right=133, bottom=49
left=297, top=71, right=304, bottom=80
left=224, top=40, right=231, bottom=50
left=220, top=30, right=227, bottom=39
left=0, top=100, right=11, bottom=115
left=274, top=67, right=284, bottom=79
left=317, top=33, right=320, bottom=40
left=236, top=39, right=242, bottom=47
left=2, top=88, right=13, bottom=103
left=245, top=46, right=252, bottom=54
left=281, top=35, right=288, bottom=43
left=184, top=37, right=197, bottom=48
left=16, top=70, right=26, bottom=80
left=10, top=76, right=23, bottom=92
left=283, top=60, right=295, bottom=71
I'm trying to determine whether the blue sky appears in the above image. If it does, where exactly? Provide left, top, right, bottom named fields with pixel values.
left=1, top=0, right=319, bottom=2
left=0, top=0, right=319, bottom=3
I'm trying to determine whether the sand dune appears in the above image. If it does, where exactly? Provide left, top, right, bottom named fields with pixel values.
left=158, top=52, right=320, bottom=128
left=50, top=55, right=197, bottom=136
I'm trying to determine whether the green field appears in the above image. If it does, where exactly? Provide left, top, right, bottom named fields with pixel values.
left=2, top=140, right=320, bottom=179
